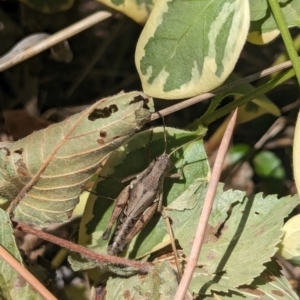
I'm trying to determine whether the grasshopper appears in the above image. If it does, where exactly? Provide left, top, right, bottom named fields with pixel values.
left=102, top=127, right=194, bottom=256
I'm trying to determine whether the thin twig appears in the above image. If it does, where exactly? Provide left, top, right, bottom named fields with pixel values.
left=14, top=222, right=152, bottom=273
left=163, top=215, right=193, bottom=300
left=150, top=58, right=297, bottom=121
left=163, top=215, right=182, bottom=278
left=174, top=108, right=238, bottom=300
left=0, top=244, right=57, bottom=300
left=0, top=11, right=112, bottom=72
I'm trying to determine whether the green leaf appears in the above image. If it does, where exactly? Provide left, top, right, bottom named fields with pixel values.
left=106, top=275, right=143, bottom=299
left=226, top=73, right=281, bottom=122
left=0, top=92, right=153, bottom=226
left=104, top=254, right=299, bottom=299
left=106, top=261, right=178, bottom=300
left=18, top=0, right=75, bottom=13
left=227, top=144, right=250, bottom=165
left=202, top=260, right=299, bottom=299
left=0, top=209, right=43, bottom=300
left=199, top=73, right=280, bottom=127
left=72, top=127, right=299, bottom=296
left=169, top=191, right=299, bottom=294
left=64, top=281, right=90, bottom=300
left=95, top=0, right=154, bottom=24
left=135, top=0, right=250, bottom=99
left=73, top=126, right=209, bottom=270
left=253, top=150, right=285, bottom=179
left=278, top=214, right=300, bottom=266
left=248, top=0, right=300, bottom=45
left=167, top=178, right=205, bottom=211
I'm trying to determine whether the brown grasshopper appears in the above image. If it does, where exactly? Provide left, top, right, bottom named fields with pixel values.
left=102, top=127, right=182, bottom=256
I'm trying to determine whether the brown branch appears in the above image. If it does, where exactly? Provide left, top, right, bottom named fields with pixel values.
left=174, top=108, right=238, bottom=300
left=150, top=59, right=295, bottom=121
left=0, top=11, right=112, bottom=72
left=14, top=222, right=152, bottom=273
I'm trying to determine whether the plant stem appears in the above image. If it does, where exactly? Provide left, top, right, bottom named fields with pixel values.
left=0, top=11, right=112, bottom=72
left=174, top=109, right=238, bottom=300
left=268, top=0, right=300, bottom=84
left=0, top=245, right=57, bottom=300
left=200, top=68, right=295, bottom=125
left=150, top=59, right=296, bottom=122
left=14, top=222, right=152, bottom=273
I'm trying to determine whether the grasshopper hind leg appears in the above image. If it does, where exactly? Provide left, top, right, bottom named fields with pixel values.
left=102, top=185, right=131, bottom=240
left=102, top=228, right=111, bottom=240
left=120, top=201, right=159, bottom=253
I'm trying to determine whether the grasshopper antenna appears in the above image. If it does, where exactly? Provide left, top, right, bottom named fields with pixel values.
left=168, top=132, right=204, bottom=159
left=157, top=111, right=168, bottom=155
left=145, top=127, right=154, bottom=163
left=163, top=116, right=168, bottom=154
left=158, top=114, right=185, bottom=283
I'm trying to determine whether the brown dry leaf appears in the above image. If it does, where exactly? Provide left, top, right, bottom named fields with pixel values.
left=3, top=110, right=52, bottom=140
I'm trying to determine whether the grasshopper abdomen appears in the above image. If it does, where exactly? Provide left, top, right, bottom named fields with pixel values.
left=108, top=215, right=137, bottom=255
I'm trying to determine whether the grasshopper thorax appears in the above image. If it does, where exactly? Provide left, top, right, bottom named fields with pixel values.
left=154, top=153, right=172, bottom=171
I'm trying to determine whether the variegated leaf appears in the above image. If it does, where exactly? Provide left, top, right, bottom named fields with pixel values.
left=135, top=0, right=250, bottom=99
left=248, top=0, right=300, bottom=45
left=277, top=214, right=300, bottom=266
left=95, top=0, right=155, bottom=24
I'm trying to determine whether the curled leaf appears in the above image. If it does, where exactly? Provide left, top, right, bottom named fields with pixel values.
left=1, top=92, right=153, bottom=226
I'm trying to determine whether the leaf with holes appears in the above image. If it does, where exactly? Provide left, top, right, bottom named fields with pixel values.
left=0, top=92, right=153, bottom=226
